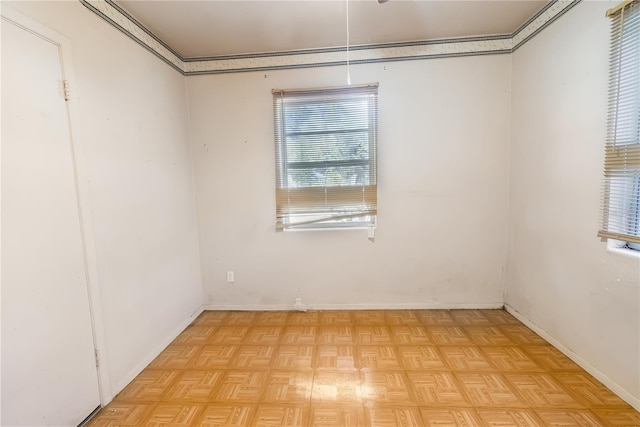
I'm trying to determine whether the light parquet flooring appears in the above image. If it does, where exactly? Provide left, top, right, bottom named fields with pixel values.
left=88, top=309, right=640, bottom=426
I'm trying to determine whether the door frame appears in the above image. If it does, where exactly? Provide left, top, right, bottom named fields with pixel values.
left=1, top=4, right=113, bottom=405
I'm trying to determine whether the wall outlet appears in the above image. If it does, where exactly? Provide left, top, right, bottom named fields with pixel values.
left=226, top=271, right=235, bottom=283
left=295, top=298, right=302, bottom=305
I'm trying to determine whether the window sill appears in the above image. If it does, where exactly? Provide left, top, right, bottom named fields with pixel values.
left=283, top=226, right=371, bottom=232
left=607, top=246, right=640, bottom=260
left=283, top=224, right=376, bottom=239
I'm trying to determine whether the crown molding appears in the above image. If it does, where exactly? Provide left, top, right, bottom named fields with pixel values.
left=81, top=0, right=581, bottom=76
left=81, top=0, right=184, bottom=73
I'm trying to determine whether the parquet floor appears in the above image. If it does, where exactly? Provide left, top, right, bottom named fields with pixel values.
left=87, top=309, right=640, bottom=426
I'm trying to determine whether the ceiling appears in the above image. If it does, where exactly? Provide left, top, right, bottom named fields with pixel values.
left=114, top=0, right=548, bottom=59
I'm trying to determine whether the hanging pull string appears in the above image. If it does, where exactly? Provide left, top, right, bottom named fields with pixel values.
left=346, top=0, right=351, bottom=85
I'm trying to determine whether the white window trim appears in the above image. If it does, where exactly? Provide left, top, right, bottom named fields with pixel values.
left=273, top=84, right=379, bottom=232
left=606, top=238, right=640, bottom=259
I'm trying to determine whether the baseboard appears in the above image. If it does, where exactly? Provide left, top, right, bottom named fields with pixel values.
left=110, top=306, right=204, bottom=398
left=504, top=304, right=640, bottom=411
left=203, top=302, right=504, bottom=311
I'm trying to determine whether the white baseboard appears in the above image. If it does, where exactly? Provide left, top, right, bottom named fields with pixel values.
left=504, top=304, right=640, bottom=411
left=110, top=306, right=204, bottom=399
left=203, top=302, right=504, bottom=311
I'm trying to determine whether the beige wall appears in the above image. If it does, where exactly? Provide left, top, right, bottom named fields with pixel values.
left=187, top=56, right=511, bottom=310
left=5, top=0, right=638, bottom=411
left=4, top=1, right=204, bottom=399
left=508, top=0, right=640, bottom=407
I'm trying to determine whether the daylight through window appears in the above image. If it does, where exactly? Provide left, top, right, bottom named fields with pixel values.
left=273, top=84, right=378, bottom=230
left=599, top=0, right=640, bottom=250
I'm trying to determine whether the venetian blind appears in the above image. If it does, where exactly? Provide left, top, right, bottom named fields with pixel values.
left=273, top=84, right=378, bottom=230
left=599, top=0, right=640, bottom=244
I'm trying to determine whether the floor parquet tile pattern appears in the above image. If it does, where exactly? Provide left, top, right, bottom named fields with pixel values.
left=88, top=309, right=639, bottom=426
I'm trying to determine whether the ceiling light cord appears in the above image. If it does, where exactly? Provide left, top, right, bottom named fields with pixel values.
left=346, top=0, right=351, bottom=85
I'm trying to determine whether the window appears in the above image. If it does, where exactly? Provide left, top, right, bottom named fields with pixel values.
left=599, top=0, right=640, bottom=250
left=273, top=84, right=378, bottom=230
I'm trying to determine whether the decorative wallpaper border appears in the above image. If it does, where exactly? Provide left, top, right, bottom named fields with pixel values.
left=81, top=0, right=184, bottom=73
left=81, top=0, right=581, bottom=75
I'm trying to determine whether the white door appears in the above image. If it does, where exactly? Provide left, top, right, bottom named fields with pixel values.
left=1, top=14, right=101, bottom=426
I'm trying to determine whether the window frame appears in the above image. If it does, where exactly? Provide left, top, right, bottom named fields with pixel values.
left=272, top=84, right=379, bottom=231
left=599, top=0, right=640, bottom=251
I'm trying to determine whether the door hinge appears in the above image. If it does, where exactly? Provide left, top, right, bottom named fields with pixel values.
left=63, top=80, right=70, bottom=101
left=94, top=348, right=100, bottom=368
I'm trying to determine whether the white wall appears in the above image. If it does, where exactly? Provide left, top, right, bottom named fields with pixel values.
left=4, top=1, right=203, bottom=398
left=508, top=0, right=640, bottom=408
left=187, top=56, right=511, bottom=309
left=6, top=0, right=638, bottom=412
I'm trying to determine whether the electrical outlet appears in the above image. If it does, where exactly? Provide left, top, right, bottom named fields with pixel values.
left=226, top=271, right=235, bottom=283
left=295, top=297, right=302, bottom=305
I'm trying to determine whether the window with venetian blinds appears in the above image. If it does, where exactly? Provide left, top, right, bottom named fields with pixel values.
left=273, top=84, right=378, bottom=230
left=599, top=0, right=640, bottom=246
